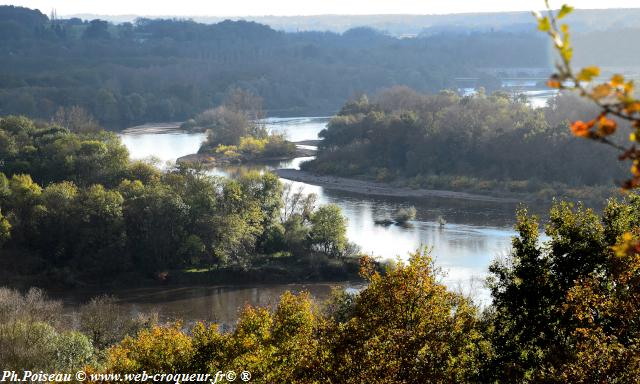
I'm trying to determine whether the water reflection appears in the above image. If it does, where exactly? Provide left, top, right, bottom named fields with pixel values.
left=118, top=117, right=520, bottom=310
left=58, top=283, right=357, bottom=325
left=119, top=123, right=206, bottom=163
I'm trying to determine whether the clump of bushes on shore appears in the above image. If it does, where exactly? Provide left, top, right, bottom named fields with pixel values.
left=206, top=134, right=296, bottom=162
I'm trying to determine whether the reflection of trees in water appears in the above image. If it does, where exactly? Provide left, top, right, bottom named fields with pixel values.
left=67, top=283, right=353, bottom=327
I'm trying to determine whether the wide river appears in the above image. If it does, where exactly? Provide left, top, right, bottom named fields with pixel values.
left=69, top=117, right=521, bottom=323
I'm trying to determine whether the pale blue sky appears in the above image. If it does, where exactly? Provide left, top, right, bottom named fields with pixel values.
left=3, top=0, right=639, bottom=17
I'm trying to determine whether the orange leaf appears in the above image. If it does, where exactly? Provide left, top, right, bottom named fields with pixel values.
left=625, top=102, right=640, bottom=114
left=611, top=74, right=625, bottom=87
left=547, top=79, right=561, bottom=88
left=570, top=120, right=594, bottom=137
left=598, top=116, right=617, bottom=136
left=591, top=84, right=613, bottom=99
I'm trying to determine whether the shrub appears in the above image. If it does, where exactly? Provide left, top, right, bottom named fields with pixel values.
left=263, top=135, right=295, bottom=157
left=238, top=136, right=267, bottom=154
left=0, top=321, right=93, bottom=372
left=394, top=206, right=416, bottom=224
left=107, top=323, right=193, bottom=373
left=0, top=288, right=63, bottom=327
left=80, top=295, right=157, bottom=350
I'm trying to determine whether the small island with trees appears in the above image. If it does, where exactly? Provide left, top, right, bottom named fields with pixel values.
left=178, top=89, right=311, bottom=166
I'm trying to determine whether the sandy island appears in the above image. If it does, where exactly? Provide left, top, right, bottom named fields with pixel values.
left=275, top=169, right=520, bottom=203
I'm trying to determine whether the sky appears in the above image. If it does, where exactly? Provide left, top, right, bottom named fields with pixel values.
left=3, top=0, right=640, bottom=17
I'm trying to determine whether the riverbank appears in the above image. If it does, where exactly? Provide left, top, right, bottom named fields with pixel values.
left=0, top=247, right=364, bottom=291
left=275, top=169, right=521, bottom=203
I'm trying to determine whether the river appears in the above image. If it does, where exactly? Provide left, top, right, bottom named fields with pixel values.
left=111, top=117, right=521, bottom=322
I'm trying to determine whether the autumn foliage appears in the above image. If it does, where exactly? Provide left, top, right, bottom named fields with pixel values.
left=535, top=2, right=640, bottom=188
left=101, top=250, right=489, bottom=383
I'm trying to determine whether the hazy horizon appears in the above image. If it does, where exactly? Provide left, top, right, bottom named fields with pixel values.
left=4, top=0, right=640, bottom=18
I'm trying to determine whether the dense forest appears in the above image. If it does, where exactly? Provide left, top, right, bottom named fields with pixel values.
left=303, top=87, right=625, bottom=198
left=0, top=115, right=360, bottom=286
left=0, top=6, right=550, bottom=126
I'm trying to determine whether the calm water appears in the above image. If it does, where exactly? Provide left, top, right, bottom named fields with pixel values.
left=459, top=84, right=558, bottom=109
left=57, top=283, right=359, bottom=326
left=94, top=118, right=521, bottom=321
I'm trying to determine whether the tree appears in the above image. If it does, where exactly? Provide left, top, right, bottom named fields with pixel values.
left=5, top=174, right=41, bottom=239
left=93, top=89, right=119, bottom=124
left=107, top=323, right=193, bottom=373
left=487, top=194, right=640, bottom=382
left=309, top=204, right=347, bottom=257
left=553, top=233, right=640, bottom=382
left=52, top=106, right=100, bottom=133
left=306, top=87, right=622, bottom=195
left=314, top=249, right=488, bottom=383
left=0, top=209, right=10, bottom=246
left=122, top=182, right=188, bottom=272
left=72, top=184, right=126, bottom=276
left=199, top=106, right=250, bottom=146
left=79, top=296, right=156, bottom=350
left=224, top=87, right=265, bottom=122
left=280, top=183, right=316, bottom=224
left=83, top=19, right=110, bottom=40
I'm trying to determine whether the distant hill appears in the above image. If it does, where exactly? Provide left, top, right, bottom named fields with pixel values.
left=0, top=5, right=638, bottom=127
left=66, top=9, right=640, bottom=36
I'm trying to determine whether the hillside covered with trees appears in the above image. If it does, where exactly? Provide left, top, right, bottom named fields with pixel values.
left=0, top=5, right=550, bottom=126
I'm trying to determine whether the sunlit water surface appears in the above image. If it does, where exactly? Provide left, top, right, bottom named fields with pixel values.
left=60, top=118, right=525, bottom=323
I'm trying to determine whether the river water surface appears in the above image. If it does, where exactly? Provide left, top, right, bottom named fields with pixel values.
left=84, top=118, right=521, bottom=322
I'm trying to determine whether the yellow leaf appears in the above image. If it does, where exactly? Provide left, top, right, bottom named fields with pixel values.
left=577, top=66, right=600, bottom=82
left=611, top=74, right=625, bottom=87
left=561, top=46, right=573, bottom=61
left=538, top=17, right=551, bottom=32
left=558, top=4, right=574, bottom=19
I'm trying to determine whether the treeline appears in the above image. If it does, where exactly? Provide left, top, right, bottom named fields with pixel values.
left=0, top=116, right=358, bottom=286
left=303, top=87, right=625, bottom=196
left=3, top=194, right=639, bottom=381
left=0, top=6, right=549, bottom=126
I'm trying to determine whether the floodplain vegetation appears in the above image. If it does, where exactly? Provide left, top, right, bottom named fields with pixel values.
left=0, top=115, right=360, bottom=287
